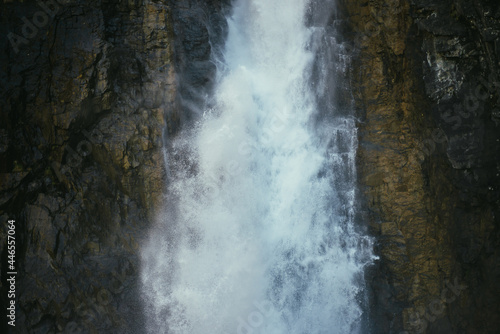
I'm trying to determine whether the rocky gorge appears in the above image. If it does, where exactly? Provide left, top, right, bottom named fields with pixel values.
left=0, top=0, right=499, bottom=333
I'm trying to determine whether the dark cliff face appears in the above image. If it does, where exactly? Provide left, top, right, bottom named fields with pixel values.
left=1, top=0, right=499, bottom=333
left=341, top=0, right=500, bottom=333
left=0, top=0, right=226, bottom=333
left=0, top=0, right=172, bottom=332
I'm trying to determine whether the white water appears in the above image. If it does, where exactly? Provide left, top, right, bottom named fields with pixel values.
left=141, top=1, right=373, bottom=333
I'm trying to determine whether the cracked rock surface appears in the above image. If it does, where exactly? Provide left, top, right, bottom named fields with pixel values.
left=0, top=0, right=226, bottom=332
left=1, top=0, right=499, bottom=333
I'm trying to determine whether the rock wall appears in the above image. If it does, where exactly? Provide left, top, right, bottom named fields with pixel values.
left=342, top=0, right=500, bottom=333
left=0, top=0, right=173, bottom=332
left=0, top=0, right=228, bottom=332
left=1, top=0, right=499, bottom=333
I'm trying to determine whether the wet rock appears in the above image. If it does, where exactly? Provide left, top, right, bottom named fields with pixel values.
left=0, top=0, right=233, bottom=331
left=2, top=0, right=498, bottom=333
left=342, top=0, right=500, bottom=332
left=0, top=0, right=180, bottom=332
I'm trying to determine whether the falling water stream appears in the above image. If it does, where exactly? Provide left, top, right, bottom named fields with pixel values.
left=141, top=0, right=373, bottom=333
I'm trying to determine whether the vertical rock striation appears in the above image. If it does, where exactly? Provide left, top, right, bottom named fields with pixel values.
left=0, top=0, right=228, bottom=332
left=0, top=0, right=174, bottom=332
left=342, top=0, right=500, bottom=333
left=1, top=0, right=499, bottom=333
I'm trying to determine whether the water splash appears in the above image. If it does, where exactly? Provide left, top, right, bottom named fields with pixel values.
left=141, top=1, right=373, bottom=333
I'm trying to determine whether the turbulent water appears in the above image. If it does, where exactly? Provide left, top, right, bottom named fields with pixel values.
left=141, top=0, right=373, bottom=333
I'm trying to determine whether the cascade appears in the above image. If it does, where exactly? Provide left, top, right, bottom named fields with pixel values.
left=141, top=1, right=374, bottom=333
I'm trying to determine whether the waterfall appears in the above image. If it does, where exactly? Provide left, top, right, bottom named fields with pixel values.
left=141, top=0, right=374, bottom=333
